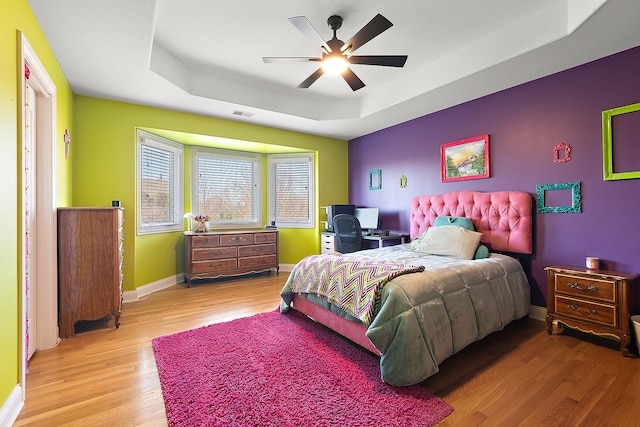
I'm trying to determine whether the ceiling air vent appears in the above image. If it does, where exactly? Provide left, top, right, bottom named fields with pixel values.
left=232, top=110, right=254, bottom=118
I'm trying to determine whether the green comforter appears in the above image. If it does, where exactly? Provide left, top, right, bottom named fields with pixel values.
left=280, top=245, right=530, bottom=386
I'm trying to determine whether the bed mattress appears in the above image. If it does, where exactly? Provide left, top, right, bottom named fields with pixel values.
left=281, top=245, right=530, bottom=386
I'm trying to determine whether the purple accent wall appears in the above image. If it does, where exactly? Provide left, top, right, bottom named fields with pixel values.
left=349, top=46, right=640, bottom=310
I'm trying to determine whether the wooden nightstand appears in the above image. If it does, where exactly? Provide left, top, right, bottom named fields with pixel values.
left=545, top=265, right=638, bottom=356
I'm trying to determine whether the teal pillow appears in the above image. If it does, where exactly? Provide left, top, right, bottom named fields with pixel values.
left=473, top=244, right=490, bottom=259
left=432, top=216, right=489, bottom=259
left=433, top=216, right=474, bottom=231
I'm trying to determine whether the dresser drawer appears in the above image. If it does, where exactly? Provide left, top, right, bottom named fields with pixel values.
left=192, top=247, right=237, bottom=261
left=238, top=244, right=276, bottom=257
left=555, top=295, right=617, bottom=327
left=238, top=255, right=277, bottom=269
left=191, top=259, right=237, bottom=274
left=255, top=232, right=277, bottom=244
left=192, top=235, right=220, bottom=248
left=554, top=273, right=616, bottom=303
left=220, top=234, right=254, bottom=246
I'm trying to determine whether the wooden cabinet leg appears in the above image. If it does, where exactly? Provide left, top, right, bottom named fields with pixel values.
left=620, top=333, right=631, bottom=357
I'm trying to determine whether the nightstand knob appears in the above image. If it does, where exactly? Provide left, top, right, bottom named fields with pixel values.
left=566, top=304, right=598, bottom=316
left=568, top=282, right=598, bottom=292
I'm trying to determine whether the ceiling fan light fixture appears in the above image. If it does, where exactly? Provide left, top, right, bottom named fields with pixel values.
left=265, top=14, right=406, bottom=90
left=322, top=56, right=348, bottom=74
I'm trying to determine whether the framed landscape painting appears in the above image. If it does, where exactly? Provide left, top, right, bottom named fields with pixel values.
left=441, top=134, right=490, bottom=182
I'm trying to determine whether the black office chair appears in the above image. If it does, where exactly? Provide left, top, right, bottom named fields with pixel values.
left=333, top=214, right=363, bottom=253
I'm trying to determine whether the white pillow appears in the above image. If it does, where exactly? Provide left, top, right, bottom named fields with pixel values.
left=407, top=230, right=428, bottom=248
left=408, top=225, right=482, bottom=260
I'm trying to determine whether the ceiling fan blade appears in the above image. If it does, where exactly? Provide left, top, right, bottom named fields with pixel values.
left=340, top=14, right=393, bottom=55
left=289, top=16, right=332, bottom=53
left=298, top=67, right=325, bottom=88
left=342, top=68, right=365, bottom=91
left=348, top=55, right=407, bottom=67
left=263, top=57, right=321, bottom=63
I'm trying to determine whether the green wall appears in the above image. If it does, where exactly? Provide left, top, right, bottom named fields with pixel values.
left=73, top=96, right=349, bottom=291
left=1, top=0, right=73, bottom=412
left=1, top=0, right=347, bottom=414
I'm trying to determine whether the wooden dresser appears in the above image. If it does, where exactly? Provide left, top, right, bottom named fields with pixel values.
left=57, top=207, right=124, bottom=338
left=184, top=230, right=279, bottom=285
left=545, top=265, right=638, bottom=356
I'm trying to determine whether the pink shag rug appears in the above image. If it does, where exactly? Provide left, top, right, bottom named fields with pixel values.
left=152, top=309, right=453, bottom=427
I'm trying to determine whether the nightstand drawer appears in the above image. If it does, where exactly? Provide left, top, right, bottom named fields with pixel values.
left=554, top=273, right=616, bottom=303
left=555, top=295, right=617, bottom=327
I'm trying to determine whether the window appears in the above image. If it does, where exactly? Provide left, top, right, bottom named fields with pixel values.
left=268, top=153, right=314, bottom=228
left=192, top=147, right=261, bottom=228
left=137, top=130, right=184, bottom=234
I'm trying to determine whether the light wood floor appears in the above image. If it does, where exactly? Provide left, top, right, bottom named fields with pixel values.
left=15, top=273, right=640, bottom=426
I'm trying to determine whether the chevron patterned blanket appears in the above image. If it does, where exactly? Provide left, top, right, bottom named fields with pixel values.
left=288, top=253, right=425, bottom=325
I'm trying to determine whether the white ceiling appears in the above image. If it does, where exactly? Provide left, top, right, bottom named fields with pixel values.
left=27, top=0, right=640, bottom=140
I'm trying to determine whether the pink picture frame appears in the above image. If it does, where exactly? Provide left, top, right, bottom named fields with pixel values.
left=441, top=134, right=490, bottom=182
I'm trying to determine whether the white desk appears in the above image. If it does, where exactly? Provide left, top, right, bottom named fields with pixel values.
left=363, top=233, right=409, bottom=248
left=321, top=232, right=410, bottom=253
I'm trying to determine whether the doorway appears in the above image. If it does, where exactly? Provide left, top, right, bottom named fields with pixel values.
left=20, top=32, right=59, bottom=396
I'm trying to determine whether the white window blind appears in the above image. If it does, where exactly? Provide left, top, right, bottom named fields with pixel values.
left=268, top=153, right=314, bottom=228
left=137, top=131, right=183, bottom=234
left=192, top=148, right=261, bottom=228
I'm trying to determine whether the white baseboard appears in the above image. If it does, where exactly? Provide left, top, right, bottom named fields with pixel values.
left=0, top=385, right=23, bottom=427
left=122, top=273, right=185, bottom=303
left=529, top=304, right=546, bottom=322
left=121, top=265, right=290, bottom=303
left=279, top=264, right=294, bottom=272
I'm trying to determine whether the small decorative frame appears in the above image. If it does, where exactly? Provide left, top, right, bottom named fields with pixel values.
left=441, top=134, right=490, bottom=182
left=399, top=175, right=407, bottom=188
left=553, top=143, right=571, bottom=163
left=602, top=102, right=640, bottom=180
left=64, top=129, right=71, bottom=160
left=536, top=181, right=582, bottom=213
left=368, top=169, right=382, bottom=190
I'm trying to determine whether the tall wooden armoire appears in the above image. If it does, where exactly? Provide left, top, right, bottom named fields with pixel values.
left=57, top=207, right=124, bottom=338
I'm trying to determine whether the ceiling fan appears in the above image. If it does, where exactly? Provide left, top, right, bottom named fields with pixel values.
left=263, top=14, right=408, bottom=91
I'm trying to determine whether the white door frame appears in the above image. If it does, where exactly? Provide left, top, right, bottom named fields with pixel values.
left=19, top=32, right=59, bottom=399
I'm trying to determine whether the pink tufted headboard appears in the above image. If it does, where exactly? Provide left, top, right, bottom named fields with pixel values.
left=410, top=191, right=533, bottom=254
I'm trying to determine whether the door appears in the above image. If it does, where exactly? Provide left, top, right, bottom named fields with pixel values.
left=24, top=79, right=37, bottom=360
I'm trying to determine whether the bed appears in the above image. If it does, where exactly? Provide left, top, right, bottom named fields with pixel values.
left=280, top=191, right=533, bottom=386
